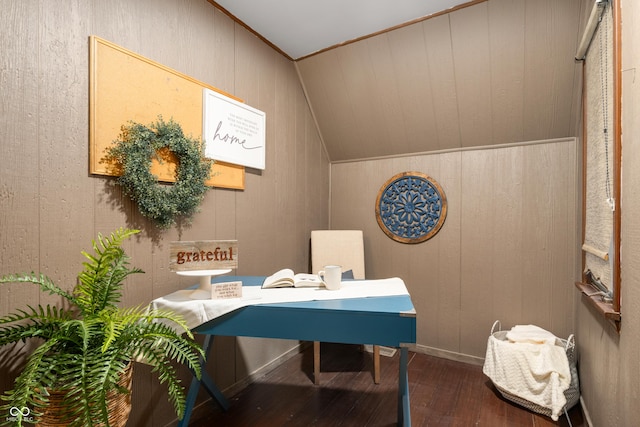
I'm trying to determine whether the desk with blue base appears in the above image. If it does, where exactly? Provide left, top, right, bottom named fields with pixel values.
left=177, top=276, right=417, bottom=427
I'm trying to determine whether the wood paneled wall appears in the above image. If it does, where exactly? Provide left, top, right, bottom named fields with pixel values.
left=297, top=0, right=585, bottom=162
left=330, top=139, right=579, bottom=360
left=0, top=1, right=328, bottom=426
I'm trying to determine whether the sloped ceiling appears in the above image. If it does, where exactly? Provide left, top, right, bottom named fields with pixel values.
left=213, top=0, right=589, bottom=162
left=297, top=0, right=587, bottom=161
left=213, top=0, right=472, bottom=60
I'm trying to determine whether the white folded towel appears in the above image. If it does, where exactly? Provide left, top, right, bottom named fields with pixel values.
left=506, top=324, right=558, bottom=345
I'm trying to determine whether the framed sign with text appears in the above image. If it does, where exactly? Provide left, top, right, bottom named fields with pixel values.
left=203, top=88, right=266, bottom=170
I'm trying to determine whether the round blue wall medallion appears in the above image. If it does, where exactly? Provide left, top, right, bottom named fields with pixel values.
left=375, top=171, right=447, bottom=244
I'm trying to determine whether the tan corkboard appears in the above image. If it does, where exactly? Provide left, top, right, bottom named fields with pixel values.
left=89, top=35, right=244, bottom=189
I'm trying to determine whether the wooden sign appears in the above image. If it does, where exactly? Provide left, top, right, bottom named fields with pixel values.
left=169, top=240, right=238, bottom=272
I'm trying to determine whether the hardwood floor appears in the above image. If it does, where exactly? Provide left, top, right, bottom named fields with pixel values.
left=188, top=343, right=585, bottom=427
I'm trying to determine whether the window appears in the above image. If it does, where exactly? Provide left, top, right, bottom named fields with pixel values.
left=576, top=0, right=621, bottom=331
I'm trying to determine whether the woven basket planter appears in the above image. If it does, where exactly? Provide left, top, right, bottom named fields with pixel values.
left=36, top=363, right=133, bottom=427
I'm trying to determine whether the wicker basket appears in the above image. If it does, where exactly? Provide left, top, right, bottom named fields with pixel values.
left=36, top=363, right=133, bottom=427
left=487, top=321, right=580, bottom=420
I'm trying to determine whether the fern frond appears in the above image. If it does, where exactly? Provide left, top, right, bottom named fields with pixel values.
left=1, top=338, right=61, bottom=426
left=40, top=351, right=107, bottom=427
left=134, top=340, right=190, bottom=419
left=94, top=256, right=143, bottom=309
left=97, top=305, right=142, bottom=353
left=74, top=228, right=142, bottom=316
left=0, top=273, right=76, bottom=305
left=0, top=306, right=72, bottom=346
left=64, top=349, right=124, bottom=427
left=141, top=307, right=195, bottom=338
left=64, top=319, right=93, bottom=353
left=128, top=321, right=203, bottom=375
left=0, top=304, right=71, bottom=326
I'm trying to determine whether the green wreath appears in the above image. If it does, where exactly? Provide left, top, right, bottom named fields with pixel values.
left=105, top=117, right=213, bottom=229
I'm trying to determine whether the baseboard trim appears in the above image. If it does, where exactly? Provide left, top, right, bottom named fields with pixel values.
left=579, top=396, right=594, bottom=427
left=412, top=343, right=485, bottom=366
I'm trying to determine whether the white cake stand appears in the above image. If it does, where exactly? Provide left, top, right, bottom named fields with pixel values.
left=176, top=269, right=232, bottom=299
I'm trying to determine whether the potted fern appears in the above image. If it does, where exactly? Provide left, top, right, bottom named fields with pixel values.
left=0, top=228, right=203, bottom=427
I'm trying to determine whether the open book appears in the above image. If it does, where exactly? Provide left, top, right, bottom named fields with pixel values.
left=262, top=268, right=325, bottom=289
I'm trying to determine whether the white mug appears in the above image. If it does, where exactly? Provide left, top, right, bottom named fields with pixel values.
left=318, top=265, right=342, bottom=290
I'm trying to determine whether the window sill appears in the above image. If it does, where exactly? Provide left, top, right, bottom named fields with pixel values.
left=575, top=281, right=621, bottom=332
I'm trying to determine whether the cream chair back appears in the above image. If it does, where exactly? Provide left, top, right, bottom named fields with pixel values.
left=311, top=230, right=365, bottom=279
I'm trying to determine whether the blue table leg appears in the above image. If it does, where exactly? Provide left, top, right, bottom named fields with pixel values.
left=178, top=335, right=229, bottom=427
left=398, top=347, right=411, bottom=427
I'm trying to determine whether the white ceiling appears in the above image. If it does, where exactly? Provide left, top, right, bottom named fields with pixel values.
left=214, top=0, right=469, bottom=59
